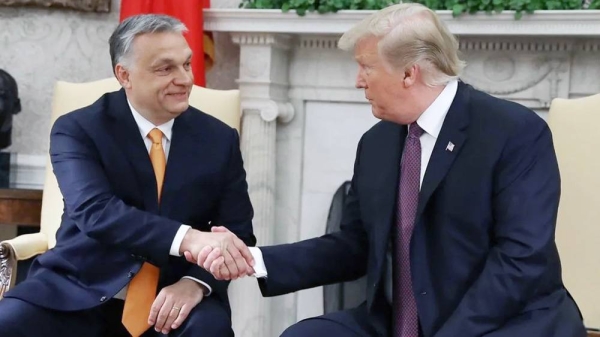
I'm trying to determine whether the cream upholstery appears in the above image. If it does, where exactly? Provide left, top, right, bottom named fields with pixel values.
left=0, top=77, right=240, bottom=295
left=548, top=94, right=600, bottom=330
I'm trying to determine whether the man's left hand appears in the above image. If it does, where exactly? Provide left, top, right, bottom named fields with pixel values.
left=148, top=278, right=205, bottom=334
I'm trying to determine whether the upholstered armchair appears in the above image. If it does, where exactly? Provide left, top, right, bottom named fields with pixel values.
left=0, top=77, right=241, bottom=299
left=548, top=94, right=600, bottom=337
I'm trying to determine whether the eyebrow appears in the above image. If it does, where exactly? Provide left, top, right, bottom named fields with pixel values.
left=152, top=54, right=193, bottom=67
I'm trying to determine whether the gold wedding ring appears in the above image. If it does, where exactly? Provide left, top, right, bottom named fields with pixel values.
left=172, top=306, right=181, bottom=311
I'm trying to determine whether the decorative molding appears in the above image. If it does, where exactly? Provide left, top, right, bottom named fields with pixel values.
left=299, top=36, right=339, bottom=49
left=0, top=0, right=110, bottom=12
left=9, top=154, right=45, bottom=190
left=578, top=40, right=600, bottom=51
left=205, top=9, right=600, bottom=37
left=241, top=99, right=295, bottom=123
left=231, top=33, right=293, bottom=50
left=459, top=39, right=573, bottom=52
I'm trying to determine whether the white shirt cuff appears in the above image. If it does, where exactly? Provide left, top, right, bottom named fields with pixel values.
left=249, top=247, right=268, bottom=278
left=182, top=276, right=212, bottom=296
left=170, top=225, right=191, bottom=256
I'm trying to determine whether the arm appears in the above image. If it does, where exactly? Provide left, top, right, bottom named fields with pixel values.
left=258, top=137, right=369, bottom=297
left=50, top=114, right=180, bottom=266
left=434, top=119, right=561, bottom=336
left=183, top=128, right=256, bottom=299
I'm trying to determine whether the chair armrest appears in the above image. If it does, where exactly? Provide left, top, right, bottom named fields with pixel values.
left=1, top=232, right=48, bottom=261
left=0, top=233, right=48, bottom=299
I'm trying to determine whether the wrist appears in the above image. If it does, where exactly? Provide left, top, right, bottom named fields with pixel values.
left=180, top=278, right=208, bottom=296
left=179, top=229, right=202, bottom=255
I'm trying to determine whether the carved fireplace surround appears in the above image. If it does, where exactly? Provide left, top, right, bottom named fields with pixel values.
left=202, top=9, right=600, bottom=337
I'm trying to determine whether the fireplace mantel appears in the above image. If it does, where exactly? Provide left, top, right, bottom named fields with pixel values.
left=205, top=9, right=600, bottom=36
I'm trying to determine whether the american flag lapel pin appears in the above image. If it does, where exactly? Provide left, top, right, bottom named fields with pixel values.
left=446, top=141, right=455, bottom=152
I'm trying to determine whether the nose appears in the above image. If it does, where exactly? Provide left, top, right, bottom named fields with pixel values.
left=174, top=66, right=193, bottom=86
left=355, top=70, right=366, bottom=89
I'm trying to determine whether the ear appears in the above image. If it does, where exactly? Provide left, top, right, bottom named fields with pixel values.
left=115, top=64, right=132, bottom=89
left=403, top=64, right=418, bottom=87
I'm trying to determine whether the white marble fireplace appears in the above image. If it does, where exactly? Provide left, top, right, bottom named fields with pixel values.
left=204, top=9, right=600, bottom=337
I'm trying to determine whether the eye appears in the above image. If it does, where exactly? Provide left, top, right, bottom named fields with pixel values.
left=184, top=62, right=191, bottom=69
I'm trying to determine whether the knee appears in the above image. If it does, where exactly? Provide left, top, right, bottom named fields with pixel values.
left=0, top=299, right=27, bottom=333
left=280, top=320, right=319, bottom=337
left=175, top=303, right=233, bottom=337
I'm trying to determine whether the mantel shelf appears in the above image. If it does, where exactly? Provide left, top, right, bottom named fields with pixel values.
left=204, top=9, right=600, bottom=37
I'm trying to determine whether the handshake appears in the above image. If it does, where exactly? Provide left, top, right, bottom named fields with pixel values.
left=179, top=226, right=255, bottom=280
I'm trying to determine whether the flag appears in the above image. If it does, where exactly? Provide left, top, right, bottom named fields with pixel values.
left=119, top=0, right=215, bottom=87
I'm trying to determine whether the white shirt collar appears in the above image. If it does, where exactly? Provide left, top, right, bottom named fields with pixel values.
left=415, top=80, right=458, bottom=138
left=127, top=100, right=174, bottom=142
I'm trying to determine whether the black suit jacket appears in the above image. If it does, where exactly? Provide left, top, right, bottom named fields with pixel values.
left=6, top=89, right=256, bottom=312
left=258, top=82, right=585, bottom=337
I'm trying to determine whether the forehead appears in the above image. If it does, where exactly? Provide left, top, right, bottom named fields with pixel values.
left=131, top=32, right=192, bottom=62
left=354, top=36, right=380, bottom=62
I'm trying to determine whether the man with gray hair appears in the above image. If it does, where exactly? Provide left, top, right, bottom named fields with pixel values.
left=201, top=3, right=586, bottom=337
left=0, top=14, right=256, bottom=337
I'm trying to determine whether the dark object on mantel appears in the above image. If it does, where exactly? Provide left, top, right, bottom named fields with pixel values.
left=0, top=0, right=110, bottom=12
left=0, top=70, right=21, bottom=150
left=0, top=152, right=9, bottom=188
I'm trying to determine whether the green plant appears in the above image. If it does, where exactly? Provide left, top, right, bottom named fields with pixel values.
left=240, top=0, right=593, bottom=18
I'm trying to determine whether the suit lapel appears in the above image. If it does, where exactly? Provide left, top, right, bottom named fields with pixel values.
left=160, top=110, right=200, bottom=217
left=107, top=89, right=159, bottom=213
left=416, top=82, right=471, bottom=217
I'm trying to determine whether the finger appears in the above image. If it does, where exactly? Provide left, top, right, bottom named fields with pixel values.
left=233, top=237, right=255, bottom=267
left=211, top=226, right=228, bottom=233
left=184, top=251, right=196, bottom=264
left=220, top=264, right=229, bottom=281
left=171, top=303, right=190, bottom=330
left=210, top=256, right=225, bottom=280
left=197, top=246, right=213, bottom=267
left=227, top=246, right=247, bottom=278
left=220, top=250, right=235, bottom=280
left=209, top=256, right=225, bottom=279
left=154, top=298, right=174, bottom=332
left=202, top=247, right=222, bottom=270
left=148, top=292, right=166, bottom=325
left=161, top=304, right=181, bottom=334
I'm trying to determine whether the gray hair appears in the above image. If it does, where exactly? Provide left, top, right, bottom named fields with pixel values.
left=338, top=3, right=465, bottom=87
left=109, top=14, right=187, bottom=71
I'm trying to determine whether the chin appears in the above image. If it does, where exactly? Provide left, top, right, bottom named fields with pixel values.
left=371, top=107, right=385, bottom=120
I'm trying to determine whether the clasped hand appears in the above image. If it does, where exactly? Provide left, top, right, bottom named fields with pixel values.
left=180, top=226, right=254, bottom=280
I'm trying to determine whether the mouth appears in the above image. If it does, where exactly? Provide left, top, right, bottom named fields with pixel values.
left=168, top=92, right=188, bottom=99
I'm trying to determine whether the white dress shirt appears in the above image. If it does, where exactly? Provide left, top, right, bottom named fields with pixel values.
left=248, top=80, right=459, bottom=278
left=113, top=101, right=212, bottom=300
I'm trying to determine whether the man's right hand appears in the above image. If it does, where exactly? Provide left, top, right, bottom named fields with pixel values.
left=179, top=228, right=255, bottom=280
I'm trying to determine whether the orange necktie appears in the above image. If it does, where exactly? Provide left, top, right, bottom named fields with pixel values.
left=122, top=128, right=165, bottom=336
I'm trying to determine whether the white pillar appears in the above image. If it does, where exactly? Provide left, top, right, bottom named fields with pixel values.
left=227, top=33, right=294, bottom=337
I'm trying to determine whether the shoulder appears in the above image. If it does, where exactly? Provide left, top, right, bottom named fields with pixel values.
left=466, top=84, right=547, bottom=135
left=180, top=105, right=240, bottom=145
left=52, top=91, right=117, bottom=134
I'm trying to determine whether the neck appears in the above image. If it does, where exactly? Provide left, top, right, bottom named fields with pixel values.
left=409, top=83, right=446, bottom=123
left=127, top=96, right=171, bottom=126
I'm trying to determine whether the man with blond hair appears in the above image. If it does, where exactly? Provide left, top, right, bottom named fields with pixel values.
left=199, top=3, right=586, bottom=336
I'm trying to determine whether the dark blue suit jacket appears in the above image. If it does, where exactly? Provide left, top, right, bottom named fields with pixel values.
left=258, top=82, right=585, bottom=336
left=6, top=89, right=255, bottom=313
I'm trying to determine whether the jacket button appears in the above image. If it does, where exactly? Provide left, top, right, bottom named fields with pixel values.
left=128, top=271, right=134, bottom=278
left=100, top=296, right=107, bottom=302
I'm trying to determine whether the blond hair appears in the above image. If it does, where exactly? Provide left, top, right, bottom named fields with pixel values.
left=338, top=3, right=465, bottom=86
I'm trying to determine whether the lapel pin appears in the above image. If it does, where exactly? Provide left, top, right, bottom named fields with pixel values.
left=446, top=141, right=455, bottom=152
